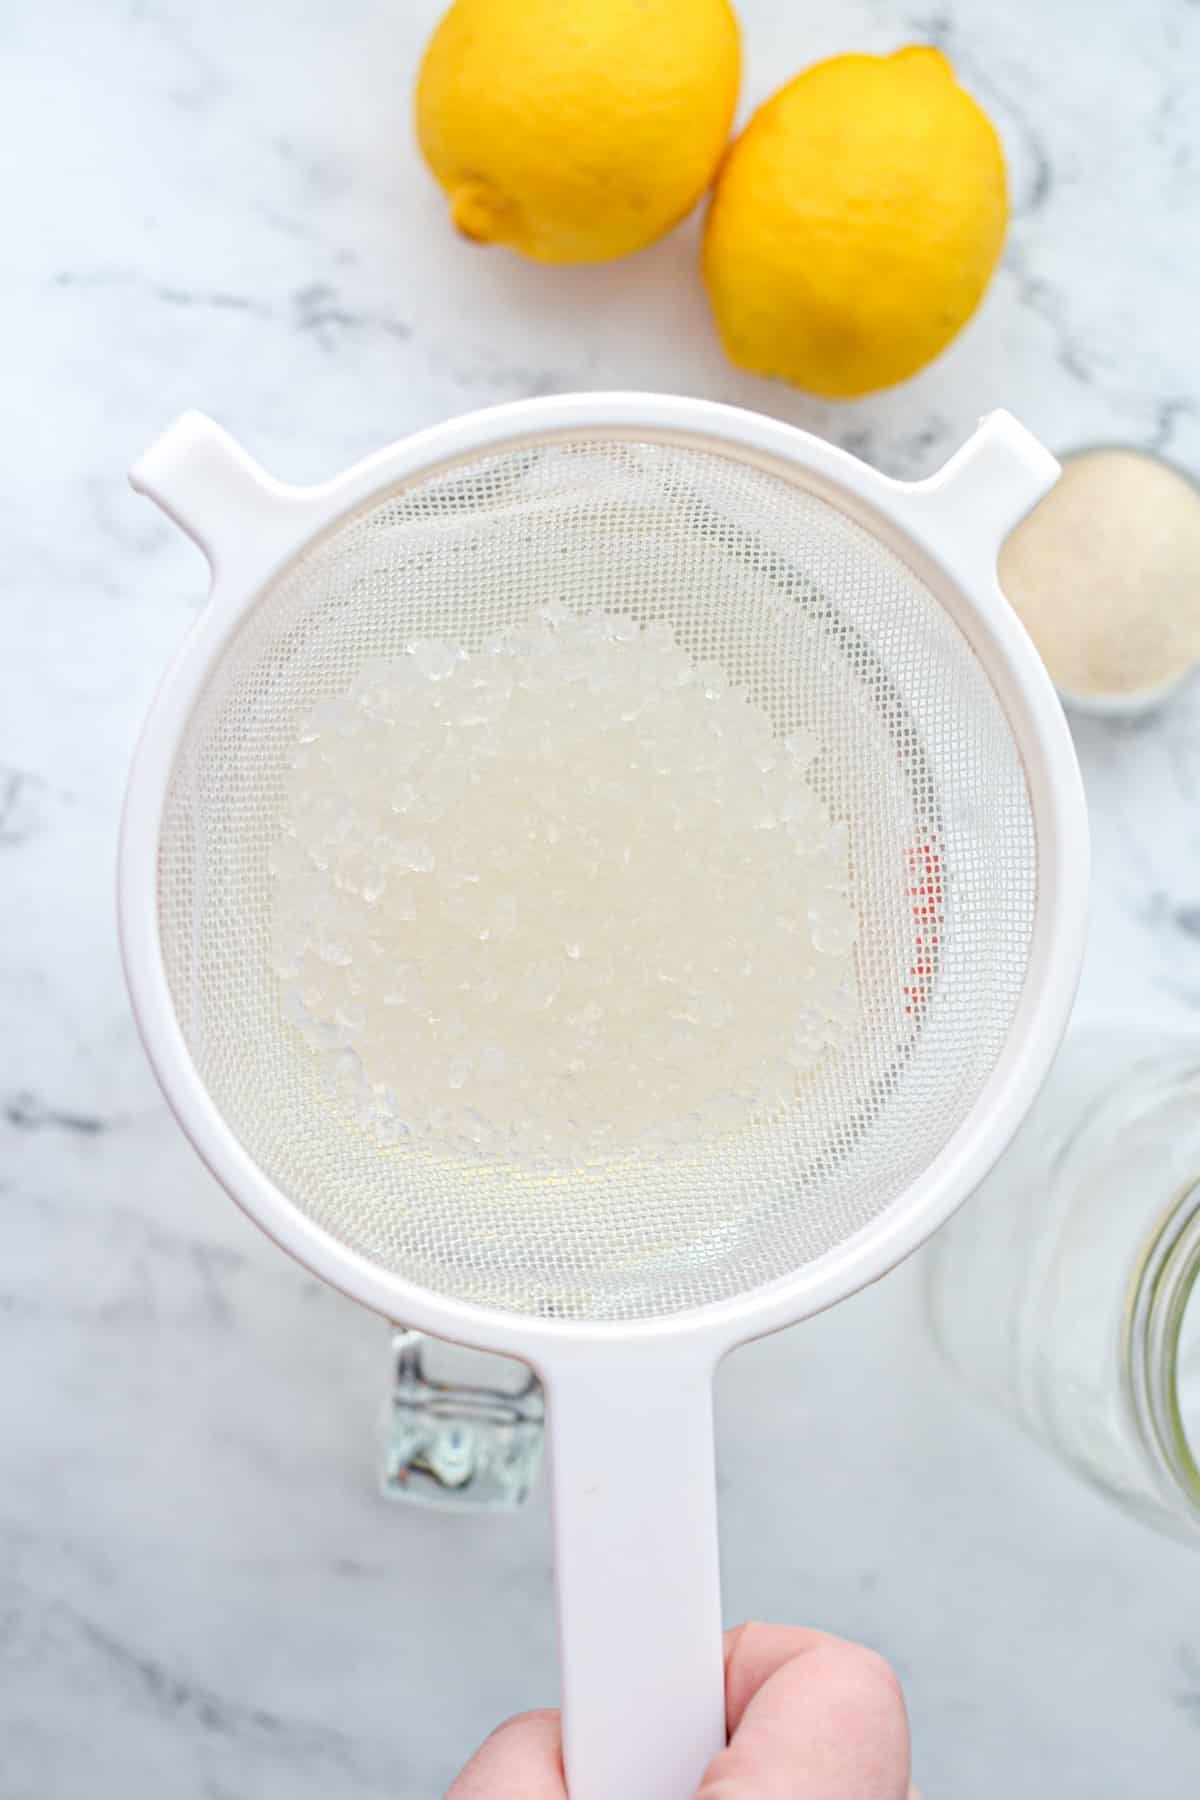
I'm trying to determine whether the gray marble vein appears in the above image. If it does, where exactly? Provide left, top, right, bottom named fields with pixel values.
left=4, top=0, right=1200, bottom=1796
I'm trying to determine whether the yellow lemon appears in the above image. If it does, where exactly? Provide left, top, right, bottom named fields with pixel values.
left=416, top=0, right=740, bottom=264
left=703, top=47, right=1008, bottom=397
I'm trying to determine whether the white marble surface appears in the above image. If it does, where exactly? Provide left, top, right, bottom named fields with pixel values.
left=5, top=0, right=1200, bottom=1794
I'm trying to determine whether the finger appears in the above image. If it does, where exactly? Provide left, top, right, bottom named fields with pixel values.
left=444, top=1709, right=566, bottom=1800
left=722, top=1622, right=848, bottom=1733
left=697, top=1623, right=912, bottom=1800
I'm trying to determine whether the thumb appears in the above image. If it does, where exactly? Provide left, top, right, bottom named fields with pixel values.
left=696, top=1624, right=913, bottom=1800
left=444, top=1710, right=566, bottom=1799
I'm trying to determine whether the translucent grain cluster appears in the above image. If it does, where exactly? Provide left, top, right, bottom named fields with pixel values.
left=270, top=606, right=858, bottom=1162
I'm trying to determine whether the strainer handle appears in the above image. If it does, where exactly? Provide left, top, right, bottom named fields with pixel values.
left=902, top=409, right=1060, bottom=586
left=129, top=411, right=324, bottom=591
left=545, top=1354, right=726, bottom=1800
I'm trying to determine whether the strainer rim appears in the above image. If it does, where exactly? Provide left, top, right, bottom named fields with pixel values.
left=119, top=393, right=1088, bottom=1361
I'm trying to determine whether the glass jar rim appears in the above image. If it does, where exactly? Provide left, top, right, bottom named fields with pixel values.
left=1125, top=1179, right=1200, bottom=1526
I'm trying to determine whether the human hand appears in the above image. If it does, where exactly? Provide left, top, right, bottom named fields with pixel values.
left=446, top=1623, right=918, bottom=1798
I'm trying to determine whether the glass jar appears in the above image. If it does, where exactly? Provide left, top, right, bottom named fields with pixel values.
left=926, top=1024, right=1200, bottom=1541
left=379, top=1330, right=544, bottom=1512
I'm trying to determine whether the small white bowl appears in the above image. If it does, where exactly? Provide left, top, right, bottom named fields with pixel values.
left=1013, top=444, right=1200, bottom=723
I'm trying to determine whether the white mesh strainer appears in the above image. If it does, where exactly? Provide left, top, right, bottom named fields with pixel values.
left=120, top=395, right=1087, bottom=1800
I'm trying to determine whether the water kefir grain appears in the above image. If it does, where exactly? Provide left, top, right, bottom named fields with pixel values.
left=270, top=605, right=858, bottom=1163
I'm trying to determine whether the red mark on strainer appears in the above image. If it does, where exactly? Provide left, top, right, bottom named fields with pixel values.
left=904, top=839, right=943, bottom=1017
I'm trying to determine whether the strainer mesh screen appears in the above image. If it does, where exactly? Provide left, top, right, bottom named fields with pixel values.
left=158, top=436, right=1036, bottom=1321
